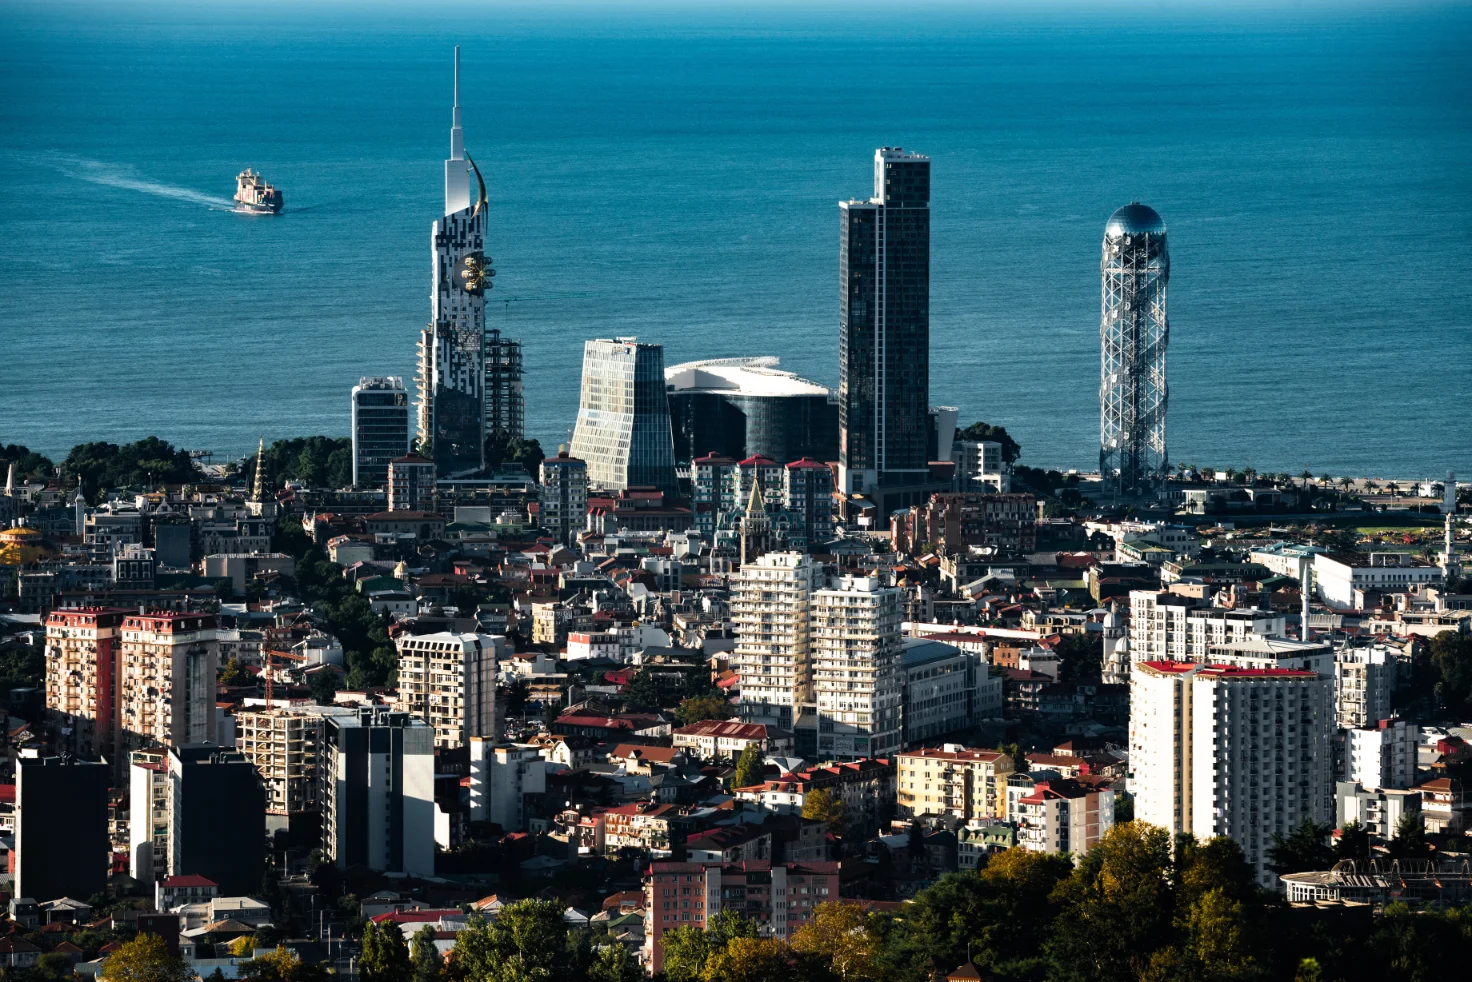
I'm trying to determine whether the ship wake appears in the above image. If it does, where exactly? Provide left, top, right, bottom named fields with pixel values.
left=26, top=153, right=236, bottom=209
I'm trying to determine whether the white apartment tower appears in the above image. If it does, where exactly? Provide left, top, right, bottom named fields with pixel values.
left=393, top=632, right=501, bottom=749
left=1131, top=660, right=1334, bottom=888
left=469, top=737, right=547, bottom=833
left=1344, top=719, right=1419, bottom=791
left=812, top=574, right=904, bottom=760
left=733, top=552, right=819, bottom=729
left=1128, top=590, right=1285, bottom=663
left=539, top=448, right=589, bottom=546
left=1333, top=644, right=1397, bottom=729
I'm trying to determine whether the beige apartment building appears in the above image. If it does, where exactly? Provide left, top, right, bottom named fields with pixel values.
left=897, top=744, right=1014, bottom=821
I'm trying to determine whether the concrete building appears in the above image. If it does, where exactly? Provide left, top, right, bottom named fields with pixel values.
left=416, top=46, right=488, bottom=478
left=128, top=749, right=170, bottom=882
left=1313, top=551, right=1442, bottom=610
left=568, top=338, right=678, bottom=496
left=201, top=553, right=296, bottom=595
left=118, top=612, right=219, bottom=753
left=1127, top=591, right=1285, bottom=663
left=900, top=637, right=1000, bottom=746
left=813, top=575, right=903, bottom=760
left=643, top=861, right=840, bottom=974
left=162, top=745, right=266, bottom=897
left=320, top=708, right=435, bottom=876
left=1014, top=779, right=1114, bottom=857
left=351, top=376, right=411, bottom=489
left=1336, top=781, right=1421, bottom=840
left=665, top=357, right=838, bottom=465
left=733, top=552, right=819, bottom=729
left=1130, top=660, right=1334, bottom=888
left=387, top=454, right=436, bottom=513
left=784, top=458, right=835, bottom=546
left=43, top=608, right=125, bottom=759
left=539, top=448, right=588, bottom=546
left=16, top=756, right=110, bottom=904
left=484, top=328, right=525, bottom=441
left=837, top=147, right=931, bottom=501
left=896, top=745, right=1013, bottom=821
left=1334, top=645, right=1397, bottom=729
left=393, top=632, right=501, bottom=749
left=234, top=705, right=359, bottom=831
left=468, top=738, right=546, bottom=833
left=891, top=492, right=1037, bottom=558
left=1344, top=719, right=1419, bottom=790
left=671, top=720, right=783, bottom=761
left=955, top=440, right=1010, bottom=493
left=1249, top=542, right=1326, bottom=579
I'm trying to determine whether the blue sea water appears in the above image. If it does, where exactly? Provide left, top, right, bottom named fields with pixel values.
left=1, top=1, right=1469, bottom=479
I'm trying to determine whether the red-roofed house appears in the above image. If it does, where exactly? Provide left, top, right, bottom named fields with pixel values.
left=156, top=874, right=218, bottom=911
left=671, top=719, right=789, bottom=761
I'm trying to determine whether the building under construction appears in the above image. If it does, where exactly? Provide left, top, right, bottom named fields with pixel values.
left=1099, top=202, right=1169, bottom=501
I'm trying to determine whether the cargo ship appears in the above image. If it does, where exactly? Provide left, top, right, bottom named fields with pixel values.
left=234, top=169, right=283, bottom=214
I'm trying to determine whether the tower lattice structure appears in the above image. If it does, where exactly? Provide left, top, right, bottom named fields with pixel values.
left=1100, top=203, right=1169, bottom=501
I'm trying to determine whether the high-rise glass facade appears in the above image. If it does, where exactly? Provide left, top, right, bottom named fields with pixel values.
left=568, top=338, right=678, bottom=496
left=351, top=377, right=410, bottom=489
left=838, top=148, right=931, bottom=496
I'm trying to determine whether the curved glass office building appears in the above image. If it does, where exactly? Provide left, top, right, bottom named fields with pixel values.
left=666, top=357, right=839, bottom=465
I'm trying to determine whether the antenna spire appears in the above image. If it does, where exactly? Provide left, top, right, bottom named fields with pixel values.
left=450, top=45, right=464, bottom=161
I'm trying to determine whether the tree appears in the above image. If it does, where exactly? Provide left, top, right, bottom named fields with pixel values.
left=0, top=444, right=54, bottom=480
left=307, top=670, right=341, bottom=706
left=700, top=937, right=792, bottom=982
left=1267, top=818, right=1334, bottom=876
left=659, top=912, right=756, bottom=982
left=801, top=787, right=846, bottom=833
left=447, top=900, right=568, bottom=982
left=238, top=948, right=330, bottom=982
left=955, top=422, right=1021, bottom=464
left=361, top=921, right=411, bottom=982
left=1334, top=820, right=1371, bottom=864
left=791, top=902, right=882, bottom=981
left=1046, top=822, right=1176, bottom=982
left=1184, top=888, right=1258, bottom=981
left=239, top=437, right=354, bottom=490
left=1054, top=633, right=1102, bottom=683
left=675, top=693, right=729, bottom=726
left=63, top=437, right=202, bottom=500
left=623, top=668, right=664, bottom=712
left=410, top=926, right=442, bottom=982
left=585, top=943, right=640, bottom=982
left=99, top=934, right=193, bottom=982
left=1387, top=813, right=1430, bottom=860
left=1428, top=630, right=1472, bottom=712
left=485, top=431, right=546, bottom=474
left=219, top=658, right=252, bottom=687
left=732, top=742, right=765, bottom=790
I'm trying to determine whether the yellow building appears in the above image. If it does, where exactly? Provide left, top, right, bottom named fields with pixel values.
left=0, top=527, right=54, bottom=565
left=897, top=744, right=1014, bottom=821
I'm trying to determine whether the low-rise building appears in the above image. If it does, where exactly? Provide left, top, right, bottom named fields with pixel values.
left=1014, top=779, right=1114, bottom=856
left=671, top=720, right=786, bottom=761
left=896, top=745, right=1013, bottom=821
left=1336, top=781, right=1420, bottom=840
left=1313, top=551, right=1442, bottom=610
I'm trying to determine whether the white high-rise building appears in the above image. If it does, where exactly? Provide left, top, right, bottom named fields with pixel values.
left=733, top=552, right=819, bottom=729
left=1344, top=719, right=1419, bottom=791
left=393, top=632, right=501, bottom=749
left=320, top=708, right=435, bottom=876
left=812, top=574, right=903, bottom=760
left=1128, top=590, right=1285, bottom=663
left=1131, top=660, right=1334, bottom=888
left=469, top=737, right=546, bottom=832
left=1333, top=644, right=1397, bottom=729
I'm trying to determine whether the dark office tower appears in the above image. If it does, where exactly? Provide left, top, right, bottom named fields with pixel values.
left=1099, top=203, right=1169, bottom=501
left=417, top=46, right=488, bottom=478
left=484, top=328, right=525, bottom=442
left=568, top=338, right=679, bottom=497
left=16, top=755, right=110, bottom=902
left=838, top=147, right=931, bottom=499
left=167, top=745, right=266, bottom=897
left=352, top=377, right=411, bottom=489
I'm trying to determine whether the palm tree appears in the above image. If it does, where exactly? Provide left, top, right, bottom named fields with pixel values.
left=1319, top=473, right=1332, bottom=485
left=1386, top=481, right=1401, bottom=497
left=1364, top=479, right=1379, bottom=494
left=1243, top=467, right=1258, bottom=486
left=1431, top=482, right=1445, bottom=501
left=1201, top=466, right=1217, bottom=483
left=1299, top=469, right=1314, bottom=488
left=1224, top=468, right=1240, bottom=484
left=1339, top=476, right=1352, bottom=492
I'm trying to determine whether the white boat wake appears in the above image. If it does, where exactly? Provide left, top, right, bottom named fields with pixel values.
left=21, top=152, right=236, bottom=209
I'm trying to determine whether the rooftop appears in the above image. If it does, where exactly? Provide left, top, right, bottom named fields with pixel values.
left=665, top=357, right=830, bottom=398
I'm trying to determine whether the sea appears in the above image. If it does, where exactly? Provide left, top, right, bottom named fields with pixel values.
left=1, top=1, right=1469, bottom=479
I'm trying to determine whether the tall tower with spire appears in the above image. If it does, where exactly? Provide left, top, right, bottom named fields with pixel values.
left=417, top=45, right=490, bottom=478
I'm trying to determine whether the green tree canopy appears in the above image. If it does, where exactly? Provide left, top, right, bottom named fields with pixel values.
left=63, top=437, right=201, bottom=499
left=801, top=787, right=846, bottom=834
left=485, top=432, right=546, bottom=474
left=0, top=443, right=54, bottom=480
left=361, top=920, right=411, bottom=982
left=239, top=436, right=354, bottom=491
left=732, top=742, right=765, bottom=790
left=99, top=934, right=194, bottom=982
left=955, top=421, right=1022, bottom=464
left=1267, top=818, right=1334, bottom=876
left=447, top=900, right=570, bottom=982
left=411, top=925, right=443, bottom=982
left=674, top=693, right=730, bottom=726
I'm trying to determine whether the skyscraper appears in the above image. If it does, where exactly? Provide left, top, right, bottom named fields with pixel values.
left=484, top=328, right=525, bottom=441
left=417, top=46, right=489, bottom=478
left=838, top=148, right=931, bottom=500
left=568, top=337, right=678, bottom=496
left=1100, top=203, right=1169, bottom=501
left=351, top=377, right=410, bottom=489
left=733, top=552, right=819, bottom=729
